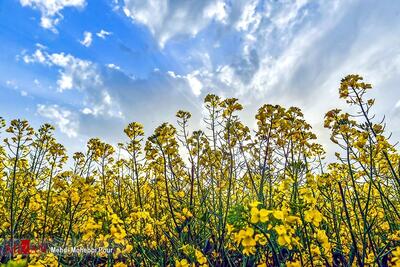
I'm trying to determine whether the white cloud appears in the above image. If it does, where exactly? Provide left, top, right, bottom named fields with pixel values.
left=96, top=29, right=112, bottom=39
left=204, top=1, right=227, bottom=23
left=217, top=65, right=239, bottom=87
left=5, top=80, right=18, bottom=89
left=20, top=0, right=86, bottom=32
left=267, top=0, right=310, bottom=30
left=79, top=31, right=93, bottom=47
left=49, top=53, right=101, bottom=92
left=42, top=54, right=207, bottom=139
left=106, top=63, right=120, bottom=70
left=22, top=49, right=123, bottom=119
left=35, top=43, right=47, bottom=50
left=186, top=73, right=203, bottom=96
left=123, top=0, right=228, bottom=47
left=235, top=0, right=261, bottom=32
left=37, top=104, right=79, bottom=138
left=23, top=49, right=46, bottom=64
left=57, top=73, right=73, bottom=90
left=23, top=49, right=101, bottom=92
left=81, top=107, right=92, bottom=114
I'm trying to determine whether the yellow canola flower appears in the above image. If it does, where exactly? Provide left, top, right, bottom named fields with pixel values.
left=388, top=231, right=400, bottom=241
left=195, top=250, right=208, bottom=265
left=111, top=213, right=123, bottom=224
left=286, top=260, right=302, bottom=267
left=286, top=215, right=301, bottom=225
left=71, top=191, right=80, bottom=205
left=315, top=229, right=331, bottom=252
left=182, top=208, right=193, bottom=218
left=310, top=245, right=321, bottom=256
left=304, top=209, right=323, bottom=227
left=272, top=210, right=284, bottom=220
left=241, top=228, right=256, bottom=247
left=226, top=223, right=234, bottom=234
left=249, top=201, right=261, bottom=208
left=175, top=259, right=190, bottom=267
left=275, top=225, right=287, bottom=236
left=234, top=227, right=257, bottom=255
left=110, top=224, right=127, bottom=244
left=123, top=244, right=133, bottom=254
left=242, top=246, right=256, bottom=256
left=250, top=207, right=270, bottom=224
left=274, top=225, right=298, bottom=248
left=255, top=234, right=268, bottom=246
left=392, top=247, right=400, bottom=266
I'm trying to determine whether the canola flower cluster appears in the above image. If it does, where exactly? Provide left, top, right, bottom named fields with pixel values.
left=0, top=75, right=399, bottom=266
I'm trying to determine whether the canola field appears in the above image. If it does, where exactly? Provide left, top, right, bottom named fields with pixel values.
left=0, top=75, right=399, bottom=266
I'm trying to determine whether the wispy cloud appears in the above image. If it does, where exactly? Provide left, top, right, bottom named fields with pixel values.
left=80, top=31, right=93, bottom=47
left=122, top=0, right=228, bottom=47
left=37, top=104, right=79, bottom=138
left=19, top=0, right=86, bottom=32
left=21, top=47, right=205, bottom=141
left=96, top=29, right=112, bottom=39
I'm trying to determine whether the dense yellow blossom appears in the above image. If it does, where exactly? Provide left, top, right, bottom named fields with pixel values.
left=0, top=75, right=399, bottom=266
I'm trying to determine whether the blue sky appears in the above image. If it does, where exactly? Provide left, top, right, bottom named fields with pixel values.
left=1, top=0, right=400, bottom=155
